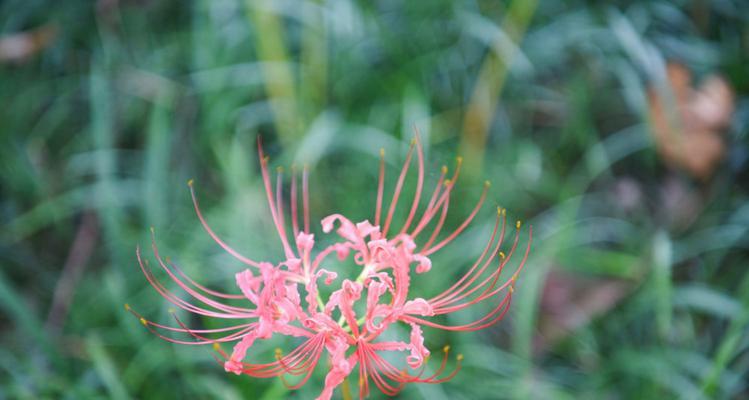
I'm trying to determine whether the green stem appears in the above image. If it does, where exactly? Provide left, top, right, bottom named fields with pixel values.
left=341, top=376, right=353, bottom=400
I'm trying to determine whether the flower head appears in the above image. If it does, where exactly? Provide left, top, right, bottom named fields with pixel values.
left=128, top=136, right=532, bottom=399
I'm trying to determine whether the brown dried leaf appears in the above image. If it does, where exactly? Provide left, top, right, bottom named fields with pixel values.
left=534, top=270, right=632, bottom=353
left=647, top=63, right=735, bottom=180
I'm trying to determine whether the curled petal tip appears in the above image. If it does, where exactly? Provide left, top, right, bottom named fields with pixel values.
left=224, top=360, right=243, bottom=375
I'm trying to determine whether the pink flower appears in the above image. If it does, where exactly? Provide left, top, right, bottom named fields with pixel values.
left=127, top=137, right=532, bottom=399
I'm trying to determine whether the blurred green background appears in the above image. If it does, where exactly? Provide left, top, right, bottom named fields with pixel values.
left=2, top=0, right=748, bottom=399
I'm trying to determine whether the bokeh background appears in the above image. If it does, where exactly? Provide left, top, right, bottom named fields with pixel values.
left=2, top=0, right=748, bottom=399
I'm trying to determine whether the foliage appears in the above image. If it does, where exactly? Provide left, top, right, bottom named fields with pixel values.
left=1, top=0, right=748, bottom=398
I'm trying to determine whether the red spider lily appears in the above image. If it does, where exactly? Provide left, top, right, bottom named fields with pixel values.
left=127, top=136, right=532, bottom=399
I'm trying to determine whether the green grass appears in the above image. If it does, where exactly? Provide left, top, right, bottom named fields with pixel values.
left=2, top=0, right=748, bottom=399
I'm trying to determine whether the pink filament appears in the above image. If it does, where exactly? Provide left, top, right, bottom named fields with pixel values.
left=189, top=184, right=260, bottom=268
left=382, top=141, right=415, bottom=237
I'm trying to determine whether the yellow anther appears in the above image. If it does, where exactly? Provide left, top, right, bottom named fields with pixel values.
left=443, top=345, right=450, bottom=353
left=499, top=251, right=506, bottom=259
left=441, top=165, right=448, bottom=174
left=444, top=179, right=452, bottom=187
left=411, top=138, right=417, bottom=145
left=168, top=308, right=176, bottom=314
left=456, top=156, right=463, bottom=165
left=497, top=206, right=502, bottom=215
left=502, top=208, right=506, bottom=216
left=457, top=354, right=464, bottom=361
left=276, top=166, right=284, bottom=173
left=516, top=220, right=521, bottom=229
left=263, top=156, right=269, bottom=163
left=509, top=285, right=515, bottom=294
left=187, top=179, right=194, bottom=187
left=379, top=148, right=385, bottom=157
left=213, top=342, right=221, bottom=351
left=124, top=303, right=130, bottom=311
left=275, top=348, right=283, bottom=356
left=484, top=180, right=491, bottom=188
left=139, top=317, right=148, bottom=326
left=150, top=226, right=155, bottom=234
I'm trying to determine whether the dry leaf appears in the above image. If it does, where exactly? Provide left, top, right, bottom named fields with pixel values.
left=534, top=270, right=632, bottom=353
left=647, top=63, right=734, bottom=180
left=660, top=175, right=703, bottom=231
left=0, top=25, right=57, bottom=64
